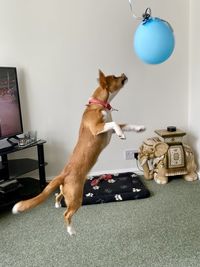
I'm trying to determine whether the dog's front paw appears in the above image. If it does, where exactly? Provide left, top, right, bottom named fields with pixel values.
left=135, top=125, right=146, bottom=132
left=123, top=124, right=146, bottom=132
left=115, top=125, right=126, bottom=139
left=119, top=133, right=126, bottom=139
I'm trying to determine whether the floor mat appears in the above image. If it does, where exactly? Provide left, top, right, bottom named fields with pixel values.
left=61, top=172, right=150, bottom=206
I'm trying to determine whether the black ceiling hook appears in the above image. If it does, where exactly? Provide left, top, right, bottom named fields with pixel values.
left=142, top=8, right=152, bottom=23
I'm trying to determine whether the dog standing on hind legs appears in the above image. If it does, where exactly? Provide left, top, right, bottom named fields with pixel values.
left=12, top=70, right=145, bottom=236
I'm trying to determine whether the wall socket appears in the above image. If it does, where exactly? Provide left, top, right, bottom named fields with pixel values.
left=124, top=149, right=138, bottom=160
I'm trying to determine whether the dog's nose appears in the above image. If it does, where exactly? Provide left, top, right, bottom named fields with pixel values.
left=122, top=73, right=127, bottom=78
left=121, top=73, right=128, bottom=82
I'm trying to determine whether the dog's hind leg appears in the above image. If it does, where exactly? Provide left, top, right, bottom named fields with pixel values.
left=63, top=182, right=84, bottom=236
left=55, top=185, right=64, bottom=208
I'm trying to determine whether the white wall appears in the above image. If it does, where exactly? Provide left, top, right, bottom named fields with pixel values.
left=189, top=0, right=200, bottom=169
left=0, top=0, right=189, bottom=177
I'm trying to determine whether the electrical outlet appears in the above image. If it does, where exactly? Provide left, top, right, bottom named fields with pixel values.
left=134, top=152, right=139, bottom=160
left=124, top=149, right=137, bottom=160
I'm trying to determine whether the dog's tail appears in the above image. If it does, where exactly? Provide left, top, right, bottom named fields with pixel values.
left=12, top=173, right=65, bottom=214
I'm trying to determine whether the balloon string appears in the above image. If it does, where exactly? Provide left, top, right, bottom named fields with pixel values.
left=129, top=0, right=152, bottom=22
left=128, top=0, right=142, bottom=20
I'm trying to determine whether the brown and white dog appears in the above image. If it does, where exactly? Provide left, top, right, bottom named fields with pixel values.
left=12, top=70, right=145, bottom=235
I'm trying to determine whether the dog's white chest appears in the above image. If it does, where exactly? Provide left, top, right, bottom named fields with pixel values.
left=101, top=110, right=112, bottom=122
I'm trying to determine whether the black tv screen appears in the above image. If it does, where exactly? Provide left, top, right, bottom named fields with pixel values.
left=0, top=67, right=23, bottom=140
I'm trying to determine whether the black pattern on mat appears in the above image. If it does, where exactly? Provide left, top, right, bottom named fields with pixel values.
left=61, top=172, right=150, bottom=207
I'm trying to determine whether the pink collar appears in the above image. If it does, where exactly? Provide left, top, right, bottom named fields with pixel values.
left=88, top=98, right=112, bottom=110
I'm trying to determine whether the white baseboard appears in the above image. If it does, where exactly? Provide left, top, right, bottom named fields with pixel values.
left=46, top=169, right=200, bottom=182
left=46, top=167, right=142, bottom=181
left=89, top=167, right=142, bottom=177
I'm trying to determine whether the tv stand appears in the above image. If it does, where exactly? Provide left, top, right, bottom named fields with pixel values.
left=0, top=139, right=14, bottom=151
left=0, top=136, right=20, bottom=151
left=0, top=140, right=47, bottom=210
left=7, top=136, right=19, bottom=146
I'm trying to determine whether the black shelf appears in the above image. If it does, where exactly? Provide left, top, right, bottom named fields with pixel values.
left=0, top=158, right=47, bottom=178
left=0, top=139, right=46, bottom=156
left=0, top=177, right=41, bottom=211
left=0, top=140, right=47, bottom=211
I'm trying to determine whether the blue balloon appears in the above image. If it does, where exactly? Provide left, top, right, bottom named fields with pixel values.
left=134, top=17, right=175, bottom=64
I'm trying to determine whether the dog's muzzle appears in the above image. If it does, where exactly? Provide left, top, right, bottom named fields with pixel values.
left=122, top=74, right=128, bottom=85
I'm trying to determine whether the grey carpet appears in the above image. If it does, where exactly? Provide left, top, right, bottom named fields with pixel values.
left=0, top=177, right=200, bottom=267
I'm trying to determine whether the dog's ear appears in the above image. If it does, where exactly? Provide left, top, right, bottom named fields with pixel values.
left=99, top=69, right=107, bottom=89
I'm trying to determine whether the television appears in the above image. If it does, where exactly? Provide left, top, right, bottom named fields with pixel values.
left=0, top=67, right=23, bottom=151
